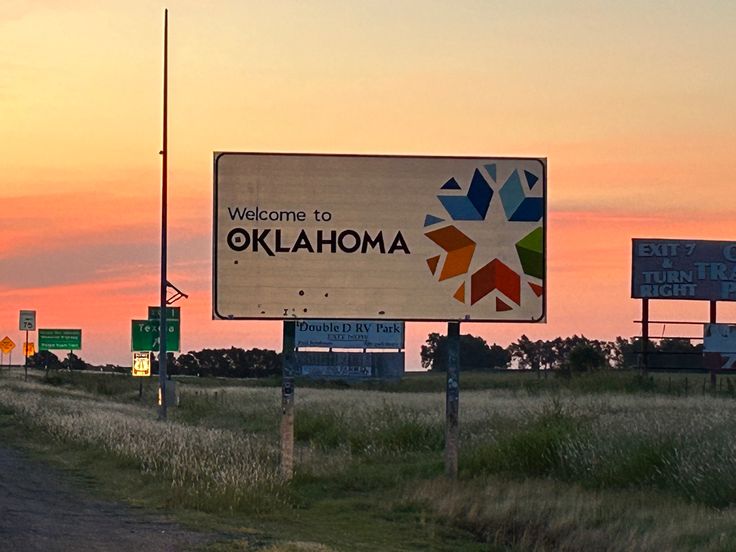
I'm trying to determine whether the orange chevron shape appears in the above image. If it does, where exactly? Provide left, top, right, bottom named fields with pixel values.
left=424, top=225, right=476, bottom=281
left=471, top=259, right=521, bottom=305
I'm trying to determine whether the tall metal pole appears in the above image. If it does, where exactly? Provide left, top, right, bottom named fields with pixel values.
left=158, top=8, right=169, bottom=421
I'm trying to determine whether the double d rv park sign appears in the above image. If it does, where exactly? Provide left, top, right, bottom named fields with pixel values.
left=632, top=239, right=736, bottom=301
left=213, top=153, right=546, bottom=322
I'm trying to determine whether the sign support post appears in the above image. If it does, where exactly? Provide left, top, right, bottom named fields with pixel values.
left=24, top=329, right=29, bottom=381
left=445, top=321, right=460, bottom=478
left=640, top=299, right=649, bottom=376
left=710, top=300, right=718, bottom=389
left=280, top=321, right=296, bottom=479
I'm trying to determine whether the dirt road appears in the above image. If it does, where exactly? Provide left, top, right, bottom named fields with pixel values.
left=0, top=444, right=212, bottom=551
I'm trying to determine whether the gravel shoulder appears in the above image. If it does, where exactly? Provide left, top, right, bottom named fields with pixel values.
left=0, top=444, right=214, bottom=552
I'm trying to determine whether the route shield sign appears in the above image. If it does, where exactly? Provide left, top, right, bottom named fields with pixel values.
left=0, top=336, right=15, bottom=354
left=131, top=320, right=180, bottom=352
left=19, top=310, right=36, bottom=331
left=132, top=352, right=152, bottom=377
left=39, top=329, right=82, bottom=351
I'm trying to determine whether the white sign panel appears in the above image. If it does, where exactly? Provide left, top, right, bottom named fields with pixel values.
left=19, top=310, right=36, bottom=331
left=704, top=324, right=736, bottom=369
left=295, top=320, right=404, bottom=349
left=214, top=153, right=546, bottom=322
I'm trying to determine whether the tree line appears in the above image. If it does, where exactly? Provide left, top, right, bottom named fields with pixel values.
left=26, top=333, right=704, bottom=376
left=420, top=333, right=704, bottom=372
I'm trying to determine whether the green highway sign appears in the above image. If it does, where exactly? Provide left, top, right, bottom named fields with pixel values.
left=39, top=329, right=82, bottom=351
left=147, top=306, right=181, bottom=320
left=131, top=319, right=180, bottom=352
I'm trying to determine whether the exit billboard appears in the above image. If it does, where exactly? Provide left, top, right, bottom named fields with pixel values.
left=213, top=153, right=546, bottom=322
left=632, top=239, right=736, bottom=301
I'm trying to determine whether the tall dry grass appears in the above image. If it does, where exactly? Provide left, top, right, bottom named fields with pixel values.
left=0, top=379, right=284, bottom=512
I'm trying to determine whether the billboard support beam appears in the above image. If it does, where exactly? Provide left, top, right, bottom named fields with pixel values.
left=280, top=320, right=296, bottom=480
left=710, top=301, right=718, bottom=389
left=640, top=299, right=649, bottom=376
left=445, top=321, right=460, bottom=478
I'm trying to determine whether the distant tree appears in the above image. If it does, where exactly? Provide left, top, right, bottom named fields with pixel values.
left=421, top=332, right=509, bottom=371
left=172, top=347, right=281, bottom=378
left=567, top=343, right=606, bottom=372
left=614, top=337, right=657, bottom=369
left=509, top=335, right=542, bottom=371
left=61, top=352, right=88, bottom=371
left=27, top=351, right=62, bottom=370
left=653, top=338, right=702, bottom=370
left=173, top=353, right=199, bottom=376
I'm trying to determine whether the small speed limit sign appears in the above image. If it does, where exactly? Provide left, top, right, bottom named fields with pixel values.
left=19, top=310, right=36, bottom=331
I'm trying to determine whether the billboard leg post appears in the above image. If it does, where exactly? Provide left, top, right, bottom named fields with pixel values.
left=280, top=321, right=296, bottom=480
left=445, top=321, right=460, bottom=479
left=640, top=299, right=649, bottom=377
left=710, top=301, right=717, bottom=389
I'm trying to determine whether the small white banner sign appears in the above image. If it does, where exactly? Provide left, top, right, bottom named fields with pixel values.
left=704, top=323, right=736, bottom=369
left=295, top=320, right=404, bottom=349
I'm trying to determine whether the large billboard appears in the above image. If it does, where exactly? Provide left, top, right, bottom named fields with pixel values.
left=632, top=239, right=736, bottom=301
left=214, top=153, right=546, bottom=322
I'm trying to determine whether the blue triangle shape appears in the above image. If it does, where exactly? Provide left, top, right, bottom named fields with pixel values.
left=524, top=170, right=539, bottom=190
left=424, top=214, right=445, bottom=227
left=441, top=177, right=461, bottom=190
left=484, top=164, right=497, bottom=182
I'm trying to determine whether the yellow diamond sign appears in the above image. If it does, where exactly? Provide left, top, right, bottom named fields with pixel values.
left=0, top=336, right=16, bottom=354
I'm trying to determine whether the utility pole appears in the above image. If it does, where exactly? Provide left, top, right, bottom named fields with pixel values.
left=158, top=8, right=169, bottom=420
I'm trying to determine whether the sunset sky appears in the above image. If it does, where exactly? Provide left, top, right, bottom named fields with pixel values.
left=2, top=1, right=735, bottom=368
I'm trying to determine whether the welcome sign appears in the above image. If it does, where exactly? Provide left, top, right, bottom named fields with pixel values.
left=213, top=153, right=546, bottom=322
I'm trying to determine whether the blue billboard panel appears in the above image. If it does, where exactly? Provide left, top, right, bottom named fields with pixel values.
left=632, top=239, right=736, bottom=301
left=295, top=320, right=404, bottom=349
left=296, top=351, right=404, bottom=380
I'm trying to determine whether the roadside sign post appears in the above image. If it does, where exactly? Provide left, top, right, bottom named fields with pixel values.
left=632, top=238, right=736, bottom=380
left=280, top=321, right=296, bottom=479
left=19, top=310, right=36, bottom=381
left=445, top=322, right=460, bottom=478
left=132, top=352, right=152, bottom=400
left=215, top=153, right=548, bottom=480
left=1, top=337, right=15, bottom=373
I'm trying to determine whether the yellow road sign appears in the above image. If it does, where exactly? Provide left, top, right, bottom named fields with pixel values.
left=132, top=351, right=151, bottom=377
left=0, top=336, right=16, bottom=354
left=23, top=342, right=35, bottom=356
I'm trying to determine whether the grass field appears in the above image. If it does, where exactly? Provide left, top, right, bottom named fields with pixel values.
left=3, top=368, right=736, bottom=551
